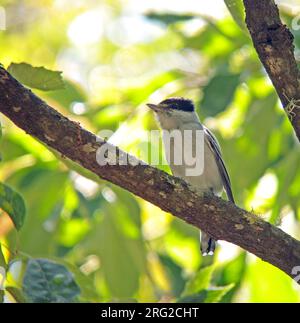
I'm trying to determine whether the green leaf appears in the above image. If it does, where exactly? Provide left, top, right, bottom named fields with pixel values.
left=159, top=254, right=186, bottom=297
left=7, top=168, right=68, bottom=255
left=8, top=62, right=65, bottom=91
left=181, top=265, right=214, bottom=297
left=0, top=182, right=26, bottom=230
left=204, top=284, right=234, bottom=303
left=47, top=257, right=100, bottom=302
left=145, top=13, right=194, bottom=25
left=247, top=260, right=300, bottom=302
left=271, top=150, right=300, bottom=224
left=0, top=245, right=6, bottom=270
left=224, top=0, right=247, bottom=32
left=98, top=217, right=144, bottom=298
left=23, top=258, right=81, bottom=303
left=0, top=120, right=2, bottom=163
left=220, top=93, right=279, bottom=195
left=177, top=291, right=207, bottom=303
left=0, top=246, right=5, bottom=303
left=178, top=284, right=234, bottom=303
left=201, top=72, right=240, bottom=117
left=215, top=252, right=246, bottom=302
left=6, top=286, right=27, bottom=303
left=84, top=195, right=146, bottom=299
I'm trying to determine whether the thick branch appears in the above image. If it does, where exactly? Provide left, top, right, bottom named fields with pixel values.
left=244, top=0, right=300, bottom=141
left=0, top=66, right=300, bottom=281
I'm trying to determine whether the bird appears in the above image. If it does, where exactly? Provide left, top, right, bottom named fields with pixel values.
left=147, top=97, right=234, bottom=256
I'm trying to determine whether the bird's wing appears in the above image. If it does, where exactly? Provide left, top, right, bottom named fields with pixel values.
left=204, top=126, right=235, bottom=203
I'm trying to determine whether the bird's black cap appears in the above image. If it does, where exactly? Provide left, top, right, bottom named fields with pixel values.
left=159, top=97, right=195, bottom=112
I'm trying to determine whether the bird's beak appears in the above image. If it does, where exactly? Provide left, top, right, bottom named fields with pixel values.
left=147, top=103, right=160, bottom=112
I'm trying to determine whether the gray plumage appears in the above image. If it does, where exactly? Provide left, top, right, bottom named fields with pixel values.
left=147, top=97, right=234, bottom=256
left=203, top=126, right=234, bottom=204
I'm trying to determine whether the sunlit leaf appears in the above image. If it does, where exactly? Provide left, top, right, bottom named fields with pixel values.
left=184, top=20, right=244, bottom=59
left=0, top=182, right=26, bottom=230
left=8, top=63, right=65, bottom=91
left=247, top=260, right=300, bottom=302
left=224, top=0, right=247, bottom=32
left=201, top=73, right=240, bottom=117
left=1, top=0, right=299, bottom=304
left=6, top=286, right=27, bottom=303
left=23, top=259, right=80, bottom=303
left=205, top=284, right=235, bottom=303
left=181, top=265, right=214, bottom=297
left=0, top=245, right=6, bottom=270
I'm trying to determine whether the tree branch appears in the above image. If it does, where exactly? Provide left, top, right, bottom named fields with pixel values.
left=243, top=0, right=300, bottom=141
left=0, top=66, right=300, bottom=282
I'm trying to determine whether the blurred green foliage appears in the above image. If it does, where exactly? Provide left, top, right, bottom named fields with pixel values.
left=0, top=0, right=300, bottom=303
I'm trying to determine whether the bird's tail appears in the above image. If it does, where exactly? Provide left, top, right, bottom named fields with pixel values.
left=200, top=231, right=216, bottom=256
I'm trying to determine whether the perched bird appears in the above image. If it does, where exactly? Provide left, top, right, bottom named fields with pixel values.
left=147, top=97, right=234, bottom=256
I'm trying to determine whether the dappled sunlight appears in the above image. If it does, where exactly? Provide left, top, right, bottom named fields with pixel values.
left=0, top=0, right=300, bottom=304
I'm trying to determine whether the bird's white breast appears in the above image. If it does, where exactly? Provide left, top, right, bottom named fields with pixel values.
left=158, top=112, right=223, bottom=195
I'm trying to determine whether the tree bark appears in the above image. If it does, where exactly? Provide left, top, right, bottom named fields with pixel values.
left=244, top=0, right=300, bottom=141
left=0, top=66, right=300, bottom=282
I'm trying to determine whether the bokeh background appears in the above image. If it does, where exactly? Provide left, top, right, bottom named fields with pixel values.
left=1, top=0, right=300, bottom=302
